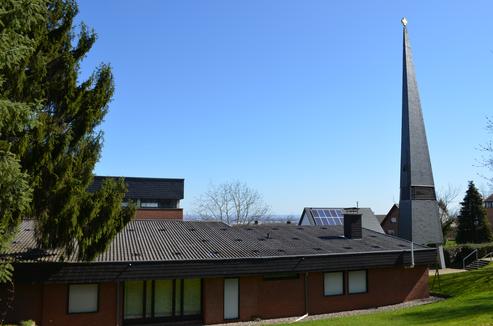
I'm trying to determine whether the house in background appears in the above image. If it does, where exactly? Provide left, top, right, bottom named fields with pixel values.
left=4, top=211, right=435, bottom=325
left=380, top=204, right=400, bottom=235
left=299, top=207, right=384, bottom=233
left=89, top=176, right=184, bottom=220
left=485, top=194, right=493, bottom=230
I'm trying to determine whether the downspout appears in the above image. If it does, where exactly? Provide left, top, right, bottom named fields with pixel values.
left=116, top=280, right=121, bottom=326
left=292, top=272, right=309, bottom=322
left=410, top=242, right=415, bottom=268
left=304, top=272, right=308, bottom=314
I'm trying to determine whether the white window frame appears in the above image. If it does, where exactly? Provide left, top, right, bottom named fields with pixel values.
left=348, top=270, right=367, bottom=294
left=68, top=284, right=99, bottom=314
left=323, top=272, right=344, bottom=296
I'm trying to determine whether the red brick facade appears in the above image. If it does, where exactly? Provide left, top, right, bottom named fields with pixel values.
left=486, top=208, right=493, bottom=231
left=381, top=204, right=399, bottom=235
left=134, top=208, right=183, bottom=220
left=6, top=266, right=428, bottom=325
left=202, top=266, right=428, bottom=324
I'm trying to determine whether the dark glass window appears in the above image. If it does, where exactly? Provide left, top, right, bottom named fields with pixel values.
left=124, top=279, right=201, bottom=322
left=139, top=199, right=178, bottom=209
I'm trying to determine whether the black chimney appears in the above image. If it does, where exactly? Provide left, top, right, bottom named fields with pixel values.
left=343, top=209, right=362, bottom=239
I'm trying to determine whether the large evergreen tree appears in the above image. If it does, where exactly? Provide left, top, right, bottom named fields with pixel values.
left=0, top=0, right=46, bottom=282
left=1, top=0, right=134, bottom=262
left=456, top=181, right=492, bottom=244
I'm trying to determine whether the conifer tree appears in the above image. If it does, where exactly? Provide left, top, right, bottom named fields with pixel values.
left=456, top=181, right=492, bottom=244
left=0, top=0, right=46, bottom=282
left=1, top=0, right=135, bottom=262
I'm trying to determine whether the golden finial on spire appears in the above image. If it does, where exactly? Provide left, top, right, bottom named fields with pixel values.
left=401, top=17, right=408, bottom=27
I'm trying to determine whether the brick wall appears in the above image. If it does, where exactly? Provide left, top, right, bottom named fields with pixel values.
left=202, top=266, right=428, bottom=324
left=2, top=282, right=43, bottom=325
left=6, top=266, right=428, bottom=325
left=487, top=207, right=493, bottom=231
left=41, top=282, right=117, bottom=326
left=308, top=266, right=428, bottom=315
left=134, top=208, right=183, bottom=220
left=381, top=205, right=399, bottom=235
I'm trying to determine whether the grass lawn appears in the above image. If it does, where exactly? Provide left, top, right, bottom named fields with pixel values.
left=281, top=265, right=493, bottom=326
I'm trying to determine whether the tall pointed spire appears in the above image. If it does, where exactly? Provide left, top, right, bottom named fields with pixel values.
left=398, top=18, right=443, bottom=245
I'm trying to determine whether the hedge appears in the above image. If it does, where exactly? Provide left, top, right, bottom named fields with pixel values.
left=443, top=242, right=493, bottom=268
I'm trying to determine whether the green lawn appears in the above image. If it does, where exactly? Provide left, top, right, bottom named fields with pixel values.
left=280, top=265, right=493, bottom=326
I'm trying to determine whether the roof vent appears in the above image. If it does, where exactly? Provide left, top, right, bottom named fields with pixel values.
left=234, top=238, right=242, bottom=242
left=158, top=228, right=166, bottom=232
left=174, top=252, right=181, bottom=256
left=313, top=247, right=322, bottom=251
left=343, top=208, right=362, bottom=239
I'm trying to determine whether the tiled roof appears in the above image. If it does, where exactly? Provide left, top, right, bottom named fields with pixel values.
left=88, top=176, right=184, bottom=200
left=7, top=219, right=431, bottom=264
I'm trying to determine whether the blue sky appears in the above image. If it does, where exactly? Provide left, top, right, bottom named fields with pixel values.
left=76, top=1, right=493, bottom=215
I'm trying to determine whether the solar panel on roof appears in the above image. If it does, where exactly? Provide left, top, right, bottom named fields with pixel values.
left=311, top=209, right=344, bottom=226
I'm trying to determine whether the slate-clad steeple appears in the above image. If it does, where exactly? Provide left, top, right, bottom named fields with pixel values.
left=398, top=19, right=443, bottom=245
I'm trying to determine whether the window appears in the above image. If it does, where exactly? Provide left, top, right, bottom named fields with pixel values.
left=141, top=202, right=159, bottom=208
left=324, top=272, right=344, bottom=296
left=348, top=270, right=367, bottom=294
left=183, top=278, right=201, bottom=316
left=391, top=217, right=397, bottom=223
left=124, top=281, right=144, bottom=319
left=154, top=280, right=173, bottom=317
left=485, top=202, right=493, bottom=209
left=124, top=279, right=201, bottom=321
left=68, top=284, right=98, bottom=313
left=224, top=278, right=239, bottom=320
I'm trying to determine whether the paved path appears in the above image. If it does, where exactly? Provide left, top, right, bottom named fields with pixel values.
left=428, top=268, right=466, bottom=276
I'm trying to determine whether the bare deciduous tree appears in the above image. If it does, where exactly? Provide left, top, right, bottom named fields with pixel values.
left=484, top=118, right=493, bottom=186
left=437, top=185, right=460, bottom=223
left=193, top=181, right=270, bottom=225
left=480, top=116, right=493, bottom=188
left=437, top=185, right=460, bottom=242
